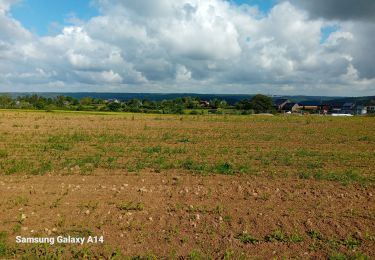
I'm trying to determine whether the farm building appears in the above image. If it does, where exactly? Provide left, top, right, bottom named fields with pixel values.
left=367, top=105, right=375, bottom=113
left=355, top=105, right=367, bottom=115
left=299, top=101, right=321, bottom=112
left=342, top=102, right=355, bottom=114
left=365, top=100, right=375, bottom=113
left=273, top=99, right=290, bottom=111
left=282, top=102, right=300, bottom=112
left=320, top=102, right=345, bottom=114
left=317, top=101, right=371, bottom=115
left=200, top=101, right=210, bottom=107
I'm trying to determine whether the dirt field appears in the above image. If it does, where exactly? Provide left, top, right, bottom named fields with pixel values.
left=0, top=110, right=374, bottom=259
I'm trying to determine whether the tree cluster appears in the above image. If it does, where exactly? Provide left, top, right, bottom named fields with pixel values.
left=0, top=94, right=274, bottom=114
left=235, top=94, right=274, bottom=113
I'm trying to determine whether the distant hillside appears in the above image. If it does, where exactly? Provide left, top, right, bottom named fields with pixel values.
left=271, top=95, right=375, bottom=105
left=271, top=95, right=340, bottom=104
left=2, top=92, right=375, bottom=106
left=323, top=96, right=375, bottom=105
left=5, top=92, right=254, bottom=105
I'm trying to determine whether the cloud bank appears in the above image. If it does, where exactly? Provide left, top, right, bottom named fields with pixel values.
left=0, top=0, right=374, bottom=95
left=286, top=0, right=375, bottom=21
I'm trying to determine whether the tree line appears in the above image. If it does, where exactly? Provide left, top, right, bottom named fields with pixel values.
left=0, top=94, right=274, bottom=114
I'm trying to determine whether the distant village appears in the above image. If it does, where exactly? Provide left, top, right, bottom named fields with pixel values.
left=1, top=93, right=375, bottom=116
left=273, top=99, right=375, bottom=116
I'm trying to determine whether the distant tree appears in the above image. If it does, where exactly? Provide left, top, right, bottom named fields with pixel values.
left=250, top=94, right=273, bottom=113
left=66, top=96, right=79, bottom=105
left=218, top=100, right=228, bottom=109
left=127, top=99, right=142, bottom=108
left=55, top=95, right=66, bottom=107
left=172, top=103, right=184, bottom=114
left=80, top=97, right=93, bottom=105
left=183, top=96, right=197, bottom=109
left=236, top=99, right=252, bottom=110
left=124, top=99, right=141, bottom=112
left=0, top=94, right=13, bottom=108
left=108, top=102, right=122, bottom=112
left=174, top=98, right=184, bottom=106
left=34, top=96, right=48, bottom=109
left=91, top=98, right=104, bottom=104
left=142, top=99, right=157, bottom=109
left=209, top=98, right=220, bottom=109
left=45, top=104, right=55, bottom=112
left=160, top=100, right=173, bottom=113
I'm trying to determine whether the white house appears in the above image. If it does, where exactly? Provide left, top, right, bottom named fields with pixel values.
left=355, top=105, right=367, bottom=115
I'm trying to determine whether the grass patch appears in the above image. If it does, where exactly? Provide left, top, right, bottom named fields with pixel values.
left=265, top=229, right=304, bottom=243
left=49, top=143, right=72, bottom=151
left=0, top=231, right=7, bottom=241
left=177, top=137, right=191, bottom=143
left=214, top=162, right=233, bottom=175
left=12, top=223, right=21, bottom=234
left=258, top=192, right=270, bottom=201
left=308, top=230, right=323, bottom=240
left=186, top=204, right=224, bottom=215
left=117, top=202, right=144, bottom=211
left=4, top=159, right=33, bottom=175
left=7, top=196, right=29, bottom=207
left=358, top=136, right=373, bottom=142
left=78, top=201, right=99, bottom=211
left=265, top=229, right=288, bottom=242
left=236, top=233, right=259, bottom=244
left=297, top=149, right=320, bottom=157
left=0, top=150, right=8, bottom=158
left=306, top=160, right=323, bottom=169
left=188, top=249, right=204, bottom=260
left=298, top=169, right=372, bottom=185
left=342, top=235, right=361, bottom=250
left=329, top=252, right=369, bottom=260
left=181, top=158, right=207, bottom=172
left=143, top=146, right=162, bottom=154
left=31, top=160, right=52, bottom=175
left=314, top=169, right=369, bottom=185
left=0, top=242, right=14, bottom=258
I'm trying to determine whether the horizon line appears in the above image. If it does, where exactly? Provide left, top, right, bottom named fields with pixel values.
left=0, top=91, right=364, bottom=98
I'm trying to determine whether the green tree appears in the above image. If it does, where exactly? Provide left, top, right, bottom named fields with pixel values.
left=218, top=100, right=228, bottom=109
left=107, top=102, right=122, bottom=112
left=80, top=97, right=93, bottom=105
left=66, top=96, right=79, bottom=105
left=54, top=95, right=66, bottom=107
left=250, top=94, right=273, bottom=113
left=142, top=99, right=157, bottom=109
left=236, top=99, right=252, bottom=110
left=0, top=94, right=13, bottom=108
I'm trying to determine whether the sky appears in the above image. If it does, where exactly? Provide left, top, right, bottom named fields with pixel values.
left=0, top=0, right=374, bottom=96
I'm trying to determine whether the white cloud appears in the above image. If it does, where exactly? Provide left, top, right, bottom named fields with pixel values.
left=176, top=65, right=192, bottom=82
left=0, top=0, right=19, bottom=12
left=0, top=0, right=374, bottom=95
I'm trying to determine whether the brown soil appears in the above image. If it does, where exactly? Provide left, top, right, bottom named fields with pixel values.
left=0, top=111, right=374, bottom=258
left=0, top=169, right=374, bottom=259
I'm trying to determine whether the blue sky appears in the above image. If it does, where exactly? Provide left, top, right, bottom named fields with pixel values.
left=10, top=0, right=277, bottom=35
left=10, top=0, right=99, bottom=35
left=234, top=0, right=277, bottom=12
left=320, top=25, right=340, bottom=44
